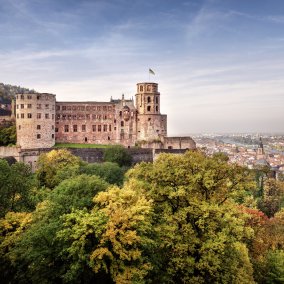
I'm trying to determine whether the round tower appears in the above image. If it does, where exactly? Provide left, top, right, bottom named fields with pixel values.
left=135, top=83, right=160, bottom=114
left=16, top=93, right=56, bottom=149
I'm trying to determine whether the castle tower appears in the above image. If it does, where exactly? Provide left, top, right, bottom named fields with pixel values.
left=136, top=83, right=160, bottom=115
left=135, top=82, right=167, bottom=141
left=16, top=93, right=56, bottom=149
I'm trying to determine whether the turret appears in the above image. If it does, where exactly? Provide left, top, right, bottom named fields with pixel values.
left=135, top=83, right=160, bottom=115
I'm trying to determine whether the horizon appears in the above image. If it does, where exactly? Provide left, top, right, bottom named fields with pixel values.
left=1, top=0, right=284, bottom=134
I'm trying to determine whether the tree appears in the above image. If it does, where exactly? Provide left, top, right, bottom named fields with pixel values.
left=0, top=125, right=16, bottom=146
left=0, top=159, right=35, bottom=217
left=103, top=145, right=132, bottom=167
left=36, top=149, right=82, bottom=189
left=58, top=179, right=154, bottom=283
left=126, top=151, right=255, bottom=283
left=257, top=178, right=284, bottom=217
left=80, top=162, right=124, bottom=185
left=6, top=174, right=109, bottom=283
left=0, top=212, right=32, bottom=283
left=266, top=249, right=284, bottom=283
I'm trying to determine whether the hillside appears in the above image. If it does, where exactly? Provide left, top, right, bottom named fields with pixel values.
left=0, top=83, right=37, bottom=104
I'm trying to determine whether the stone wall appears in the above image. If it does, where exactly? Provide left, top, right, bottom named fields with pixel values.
left=0, top=146, right=21, bottom=161
left=162, top=136, right=196, bottom=150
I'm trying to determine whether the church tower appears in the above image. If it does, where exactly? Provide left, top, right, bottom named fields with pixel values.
left=135, top=82, right=167, bottom=141
left=256, top=137, right=265, bottom=160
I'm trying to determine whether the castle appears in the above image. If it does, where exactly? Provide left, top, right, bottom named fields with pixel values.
left=15, top=82, right=196, bottom=150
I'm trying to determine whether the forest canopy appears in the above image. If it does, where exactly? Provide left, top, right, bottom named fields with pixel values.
left=0, top=149, right=284, bottom=283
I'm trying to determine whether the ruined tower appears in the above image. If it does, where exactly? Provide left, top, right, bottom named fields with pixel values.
left=135, top=82, right=167, bottom=141
left=16, top=93, right=56, bottom=149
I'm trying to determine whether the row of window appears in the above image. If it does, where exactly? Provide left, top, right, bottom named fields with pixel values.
left=16, top=94, right=52, bottom=100
left=16, top=104, right=54, bottom=110
left=139, top=85, right=157, bottom=92
left=57, top=105, right=114, bottom=111
left=56, top=114, right=113, bottom=120
left=16, top=113, right=55, bottom=119
left=61, top=124, right=113, bottom=133
left=18, top=125, right=54, bottom=130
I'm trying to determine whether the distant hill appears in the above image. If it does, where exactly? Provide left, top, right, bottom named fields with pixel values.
left=0, top=83, right=37, bottom=104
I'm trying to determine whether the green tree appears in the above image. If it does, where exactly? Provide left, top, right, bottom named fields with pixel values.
left=103, top=145, right=132, bottom=167
left=80, top=162, right=124, bottom=185
left=0, top=125, right=16, bottom=146
left=36, top=149, right=82, bottom=189
left=7, top=174, right=109, bottom=283
left=58, top=179, right=154, bottom=283
left=0, top=159, right=35, bottom=217
left=266, top=250, right=284, bottom=283
left=257, top=179, right=284, bottom=217
left=0, top=212, right=32, bottom=283
left=127, top=151, right=255, bottom=283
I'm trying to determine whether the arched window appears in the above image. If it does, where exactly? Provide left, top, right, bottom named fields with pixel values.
left=156, top=106, right=158, bottom=112
left=147, top=106, right=151, bottom=112
left=147, top=96, right=151, bottom=103
left=147, top=85, right=151, bottom=91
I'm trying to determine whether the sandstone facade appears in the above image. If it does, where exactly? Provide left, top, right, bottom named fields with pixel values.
left=15, top=82, right=196, bottom=150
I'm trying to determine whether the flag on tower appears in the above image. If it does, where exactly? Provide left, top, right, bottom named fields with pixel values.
left=149, top=68, right=155, bottom=75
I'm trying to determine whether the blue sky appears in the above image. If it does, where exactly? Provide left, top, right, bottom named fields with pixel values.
left=1, top=0, right=284, bottom=134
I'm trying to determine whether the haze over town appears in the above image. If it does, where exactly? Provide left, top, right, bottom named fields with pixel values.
left=1, top=0, right=284, bottom=135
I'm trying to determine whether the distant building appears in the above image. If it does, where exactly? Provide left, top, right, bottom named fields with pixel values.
left=15, top=82, right=196, bottom=150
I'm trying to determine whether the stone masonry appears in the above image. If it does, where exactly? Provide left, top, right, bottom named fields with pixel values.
left=15, top=82, right=196, bottom=150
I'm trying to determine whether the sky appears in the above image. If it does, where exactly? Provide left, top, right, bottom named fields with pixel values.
left=1, top=0, right=284, bottom=135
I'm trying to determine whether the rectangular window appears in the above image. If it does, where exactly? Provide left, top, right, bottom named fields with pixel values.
left=21, top=95, right=24, bottom=99
left=64, top=125, right=69, bottom=132
left=27, top=113, right=32, bottom=118
left=52, top=134, right=54, bottom=139
left=92, top=125, right=96, bottom=132
left=37, top=104, right=41, bottom=109
left=16, top=105, right=19, bottom=109
left=98, top=125, right=101, bottom=132
left=37, top=125, right=41, bottom=130
left=52, top=125, right=54, bottom=130
left=17, top=114, right=19, bottom=119
left=103, top=125, right=107, bottom=132
left=109, top=125, right=112, bottom=131
left=82, top=125, right=86, bottom=132
left=37, top=134, right=41, bottom=139
left=21, top=104, right=24, bottom=109
left=52, top=114, right=55, bottom=119
left=56, top=105, right=60, bottom=111
left=45, top=113, right=49, bottom=119
left=37, top=95, right=40, bottom=100
left=62, top=106, right=66, bottom=110
left=27, top=95, right=32, bottom=99
left=55, top=128, right=58, bottom=132
left=20, top=113, right=24, bottom=118
left=18, top=125, right=21, bottom=130
left=45, top=104, right=49, bottom=109
left=67, top=106, right=71, bottom=110
left=73, top=125, right=77, bottom=132
left=27, top=104, right=32, bottom=108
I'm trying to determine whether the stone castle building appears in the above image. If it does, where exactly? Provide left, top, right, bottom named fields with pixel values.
left=15, top=82, right=195, bottom=150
